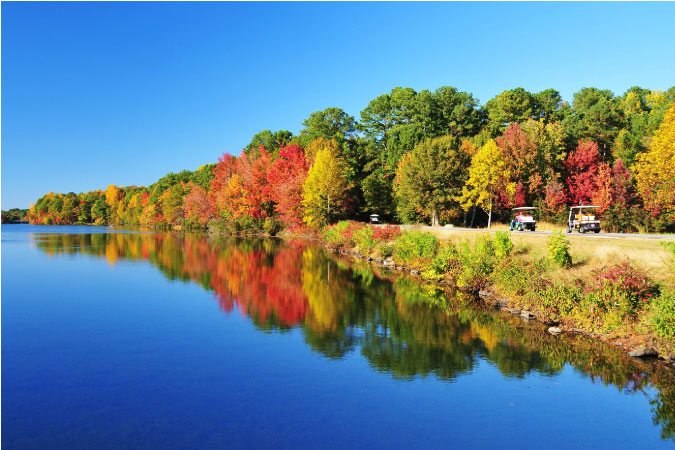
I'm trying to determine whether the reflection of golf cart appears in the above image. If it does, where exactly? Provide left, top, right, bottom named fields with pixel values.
left=567, top=205, right=601, bottom=233
left=510, top=207, right=537, bottom=231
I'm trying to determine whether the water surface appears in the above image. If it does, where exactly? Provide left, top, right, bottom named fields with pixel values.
left=2, top=225, right=674, bottom=449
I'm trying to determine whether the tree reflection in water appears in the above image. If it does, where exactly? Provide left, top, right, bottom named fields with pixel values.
left=33, top=231, right=675, bottom=440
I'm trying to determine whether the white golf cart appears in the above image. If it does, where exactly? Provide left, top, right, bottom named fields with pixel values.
left=509, top=207, right=537, bottom=231
left=567, top=205, right=601, bottom=233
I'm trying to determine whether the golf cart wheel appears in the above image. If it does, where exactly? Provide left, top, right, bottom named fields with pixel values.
left=518, top=225, right=523, bottom=231
left=567, top=228, right=572, bottom=233
left=531, top=227, right=536, bottom=232
left=594, top=229, right=600, bottom=234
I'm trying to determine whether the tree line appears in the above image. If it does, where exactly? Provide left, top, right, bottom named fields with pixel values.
left=28, top=85, right=675, bottom=232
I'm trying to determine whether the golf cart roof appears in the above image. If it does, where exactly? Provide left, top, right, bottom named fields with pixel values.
left=512, top=207, right=536, bottom=211
left=571, top=205, right=600, bottom=209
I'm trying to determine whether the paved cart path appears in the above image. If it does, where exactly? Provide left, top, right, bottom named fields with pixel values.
left=391, top=224, right=675, bottom=240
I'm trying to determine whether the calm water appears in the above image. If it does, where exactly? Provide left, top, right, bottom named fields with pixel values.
left=2, top=224, right=674, bottom=449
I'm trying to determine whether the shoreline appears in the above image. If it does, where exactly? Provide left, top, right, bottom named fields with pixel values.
left=327, top=244, right=675, bottom=369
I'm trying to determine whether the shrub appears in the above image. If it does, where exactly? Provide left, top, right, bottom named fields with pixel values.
left=455, top=235, right=495, bottom=292
left=649, top=290, right=675, bottom=340
left=539, top=283, right=582, bottom=321
left=494, top=231, right=514, bottom=258
left=591, top=262, right=659, bottom=312
left=494, top=257, right=549, bottom=299
left=422, top=243, right=462, bottom=281
left=578, top=283, right=634, bottom=331
left=323, top=220, right=360, bottom=249
left=377, top=242, right=395, bottom=258
left=353, top=225, right=377, bottom=256
left=263, top=217, right=282, bottom=235
left=393, top=230, right=439, bottom=269
left=373, top=225, right=402, bottom=242
left=547, top=231, right=572, bottom=268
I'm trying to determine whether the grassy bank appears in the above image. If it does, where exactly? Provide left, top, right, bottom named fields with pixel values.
left=318, top=221, right=675, bottom=359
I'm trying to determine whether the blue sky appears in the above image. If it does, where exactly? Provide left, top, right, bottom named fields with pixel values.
left=2, top=1, right=675, bottom=209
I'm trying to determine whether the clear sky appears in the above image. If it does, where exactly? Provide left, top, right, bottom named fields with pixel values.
left=2, top=1, right=675, bottom=209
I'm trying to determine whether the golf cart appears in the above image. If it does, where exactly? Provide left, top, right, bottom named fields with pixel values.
left=567, top=205, right=601, bottom=233
left=509, top=207, right=537, bottom=231
left=369, top=214, right=380, bottom=224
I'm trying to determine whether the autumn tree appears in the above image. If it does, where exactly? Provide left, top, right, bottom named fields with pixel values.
left=459, top=140, right=515, bottom=228
left=633, top=103, right=675, bottom=219
left=210, top=153, right=237, bottom=193
left=496, top=123, right=539, bottom=198
left=302, top=148, right=349, bottom=227
left=394, top=136, right=469, bottom=225
left=304, top=137, right=340, bottom=165
left=591, top=163, right=613, bottom=214
left=268, top=145, right=309, bottom=227
left=565, top=140, right=602, bottom=205
left=183, top=182, right=216, bottom=227
left=543, top=179, right=567, bottom=216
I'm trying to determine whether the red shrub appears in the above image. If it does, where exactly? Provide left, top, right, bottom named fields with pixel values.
left=592, top=262, right=659, bottom=304
left=373, top=225, right=402, bottom=242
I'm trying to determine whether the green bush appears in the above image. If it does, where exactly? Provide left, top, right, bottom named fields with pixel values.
left=578, top=282, right=637, bottom=331
left=377, top=242, right=395, bottom=258
left=207, top=217, right=261, bottom=234
left=263, top=217, right=282, bottom=236
left=353, top=225, right=377, bottom=256
left=422, top=243, right=462, bottom=281
left=393, top=230, right=439, bottom=269
left=494, top=231, right=514, bottom=258
left=494, top=257, right=549, bottom=299
left=539, top=283, right=582, bottom=321
left=547, top=231, right=572, bottom=268
left=649, top=290, right=675, bottom=340
left=323, top=220, right=352, bottom=249
left=455, top=235, right=495, bottom=292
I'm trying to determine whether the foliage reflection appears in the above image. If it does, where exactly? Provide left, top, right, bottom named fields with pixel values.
left=33, top=231, right=675, bottom=440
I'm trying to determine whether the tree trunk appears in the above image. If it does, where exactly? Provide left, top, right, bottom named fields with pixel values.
left=431, top=208, right=439, bottom=227
left=327, top=193, right=331, bottom=222
left=463, top=210, right=467, bottom=228
left=487, top=199, right=493, bottom=229
left=470, top=206, right=476, bottom=228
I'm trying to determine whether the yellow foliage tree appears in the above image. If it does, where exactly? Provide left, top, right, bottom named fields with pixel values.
left=633, top=103, right=675, bottom=218
left=223, top=174, right=252, bottom=219
left=105, top=184, right=120, bottom=209
left=459, top=139, right=515, bottom=229
left=301, top=147, right=348, bottom=227
left=304, top=137, right=340, bottom=165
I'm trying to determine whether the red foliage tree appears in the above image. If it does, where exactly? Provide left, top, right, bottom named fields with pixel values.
left=611, top=159, right=636, bottom=207
left=267, top=145, right=309, bottom=226
left=210, top=153, right=237, bottom=193
left=496, top=123, right=538, bottom=184
left=543, top=179, right=567, bottom=214
left=565, top=140, right=601, bottom=205
left=591, top=163, right=613, bottom=214
left=184, top=182, right=216, bottom=226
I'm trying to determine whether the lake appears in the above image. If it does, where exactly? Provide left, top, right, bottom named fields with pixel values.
left=2, top=225, right=674, bottom=449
